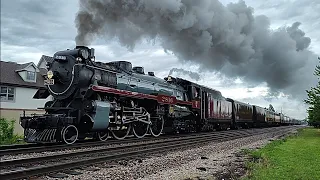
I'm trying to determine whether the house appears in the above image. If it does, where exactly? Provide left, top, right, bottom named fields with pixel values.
left=0, top=56, right=53, bottom=135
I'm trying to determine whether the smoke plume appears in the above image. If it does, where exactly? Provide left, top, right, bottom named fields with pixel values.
left=74, top=0, right=319, bottom=100
left=169, top=68, right=201, bottom=81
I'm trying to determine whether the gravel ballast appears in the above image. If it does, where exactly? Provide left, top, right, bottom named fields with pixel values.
left=38, top=126, right=300, bottom=180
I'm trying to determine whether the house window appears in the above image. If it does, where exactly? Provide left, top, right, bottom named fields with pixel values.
left=27, top=71, right=36, bottom=80
left=0, top=86, right=15, bottom=101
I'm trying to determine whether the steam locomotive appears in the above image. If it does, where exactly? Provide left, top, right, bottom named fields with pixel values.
left=20, top=46, right=301, bottom=144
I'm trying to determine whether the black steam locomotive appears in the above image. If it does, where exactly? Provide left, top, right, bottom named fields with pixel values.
left=20, top=46, right=301, bottom=144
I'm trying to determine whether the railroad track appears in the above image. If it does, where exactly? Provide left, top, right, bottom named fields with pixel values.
left=0, top=130, right=235, bottom=156
left=0, top=129, right=257, bottom=163
left=0, top=126, right=300, bottom=180
left=0, top=126, right=284, bottom=156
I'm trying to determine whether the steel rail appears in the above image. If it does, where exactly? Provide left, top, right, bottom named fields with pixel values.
left=0, top=143, right=39, bottom=150
left=0, top=126, right=274, bottom=156
left=0, top=129, right=244, bottom=157
left=0, top=126, right=292, bottom=157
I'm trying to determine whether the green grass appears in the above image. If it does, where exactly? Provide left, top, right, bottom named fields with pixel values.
left=242, top=127, right=320, bottom=180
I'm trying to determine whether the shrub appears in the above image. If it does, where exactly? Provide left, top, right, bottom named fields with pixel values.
left=0, top=117, right=23, bottom=145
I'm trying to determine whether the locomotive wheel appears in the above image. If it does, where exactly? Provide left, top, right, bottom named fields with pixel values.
left=61, top=125, right=78, bottom=144
left=132, top=120, right=150, bottom=138
left=97, top=130, right=109, bottom=141
left=110, top=124, right=131, bottom=140
left=149, top=116, right=164, bottom=137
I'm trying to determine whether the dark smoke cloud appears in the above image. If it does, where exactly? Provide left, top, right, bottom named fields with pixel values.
left=168, top=68, right=201, bottom=81
left=74, top=0, right=319, bottom=100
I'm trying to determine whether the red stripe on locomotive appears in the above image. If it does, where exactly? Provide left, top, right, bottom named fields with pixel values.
left=91, top=85, right=193, bottom=106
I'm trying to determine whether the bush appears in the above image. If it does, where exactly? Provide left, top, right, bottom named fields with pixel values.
left=0, top=117, right=23, bottom=145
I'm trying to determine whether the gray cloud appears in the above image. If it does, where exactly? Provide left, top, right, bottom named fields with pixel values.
left=1, top=0, right=78, bottom=58
left=278, top=0, right=320, bottom=20
left=240, top=96, right=308, bottom=119
left=74, top=0, right=319, bottom=102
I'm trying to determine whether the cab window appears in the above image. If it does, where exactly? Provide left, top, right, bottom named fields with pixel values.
left=175, top=91, right=184, bottom=100
left=184, top=93, right=188, bottom=101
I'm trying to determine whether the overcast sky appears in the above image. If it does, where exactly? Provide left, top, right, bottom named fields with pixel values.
left=1, top=0, right=320, bottom=120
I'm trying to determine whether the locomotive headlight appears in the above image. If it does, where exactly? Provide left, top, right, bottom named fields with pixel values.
left=47, top=70, right=53, bottom=79
left=80, top=49, right=89, bottom=59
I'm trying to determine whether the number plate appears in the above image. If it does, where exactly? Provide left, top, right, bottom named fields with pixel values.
left=44, top=79, right=54, bottom=85
left=157, top=94, right=177, bottom=104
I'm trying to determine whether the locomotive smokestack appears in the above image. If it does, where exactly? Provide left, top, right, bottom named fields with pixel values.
left=75, top=46, right=95, bottom=59
left=76, top=45, right=89, bottom=49
left=74, top=0, right=319, bottom=100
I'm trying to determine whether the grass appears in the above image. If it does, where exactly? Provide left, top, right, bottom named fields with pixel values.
left=242, top=127, right=320, bottom=180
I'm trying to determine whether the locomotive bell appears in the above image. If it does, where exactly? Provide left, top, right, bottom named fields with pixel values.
left=132, top=66, right=145, bottom=74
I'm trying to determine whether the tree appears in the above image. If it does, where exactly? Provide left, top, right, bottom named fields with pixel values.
left=304, top=57, right=320, bottom=128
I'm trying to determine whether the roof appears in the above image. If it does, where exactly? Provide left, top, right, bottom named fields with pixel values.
left=18, top=62, right=30, bottom=69
left=15, top=62, right=40, bottom=72
left=37, top=55, right=54, bottom=67
left=226, top=97, right=253, bottom=107
left=0, top=61, right=46, bottom=89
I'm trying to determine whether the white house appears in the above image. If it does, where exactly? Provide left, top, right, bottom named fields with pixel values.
left=0, top=56, right=53, bottom=135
